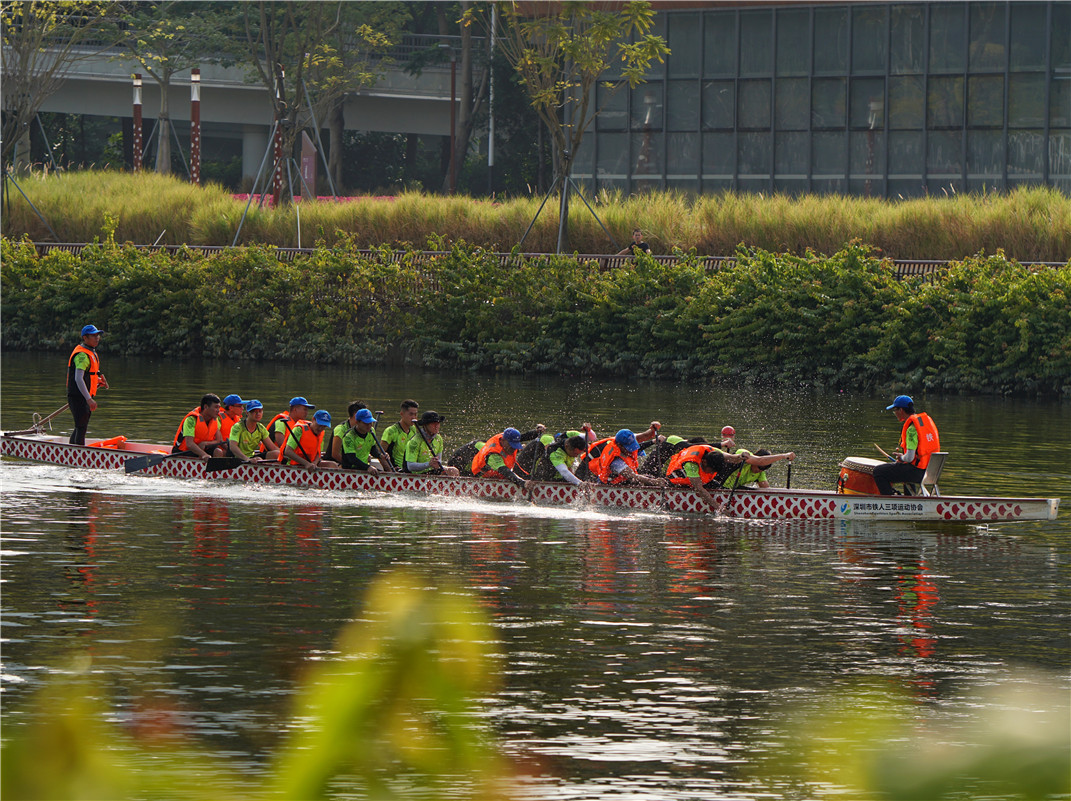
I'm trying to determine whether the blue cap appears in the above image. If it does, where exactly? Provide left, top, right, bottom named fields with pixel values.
left=313, top=409, right=331, bottom=426
left=354, top=408, right=376, bottom=424
left=81, top=324, right=104, bottom=336
left=245, top=399, right=264, bottom=412
left=289, top=396, right=315, bottom=408
left=222, top=394, right=245, bottom=407
left=886, top=394, right=913, bottom=410
left=614, top=429, right=640, bottom=452
left=503, top=427, right=523, bottom=448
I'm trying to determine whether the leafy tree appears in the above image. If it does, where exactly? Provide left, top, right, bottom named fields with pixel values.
left=0, top=1, right=116, bottom=170
left=115, top=1, right=235, bottom=176
left=492, top=0, right=668, bottom=249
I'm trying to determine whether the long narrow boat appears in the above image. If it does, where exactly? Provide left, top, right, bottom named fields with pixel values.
left=1, top=432, right=1059, bottom=522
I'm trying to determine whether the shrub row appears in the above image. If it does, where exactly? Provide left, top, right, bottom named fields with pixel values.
left=3, top=170, right=1070, bottom=262
left=2, top=236, right=1068, bottom=396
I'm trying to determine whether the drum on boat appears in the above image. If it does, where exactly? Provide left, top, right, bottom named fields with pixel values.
left=837, top=456, right=884, bottom=495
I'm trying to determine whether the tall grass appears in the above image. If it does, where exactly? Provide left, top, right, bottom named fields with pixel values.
left=3, top=169, right=1069, bottom=260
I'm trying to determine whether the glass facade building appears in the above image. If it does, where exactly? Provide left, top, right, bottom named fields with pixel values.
left=572, top=2, right=1071, bottom=196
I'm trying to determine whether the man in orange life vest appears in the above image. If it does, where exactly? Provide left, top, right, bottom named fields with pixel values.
left=665, top=444, right=736, bottom=512
left=268, top=397, right=316, bottom=449
left=218, top=394, right=247, bottom=441
left=171, top=394, right=225, bottom=459
left=470, top=425, right=545, bottom=488
left=584, top=426, right=668, bottom=488
left=66, top=324, right=110, bottom=445
left=873, top=394, right=940, bottom=495
left=281, top=409, right=338, bottom=470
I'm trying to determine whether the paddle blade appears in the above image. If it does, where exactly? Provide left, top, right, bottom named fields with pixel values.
left=205, top=457, right=243, bottom=473
left=124, top=453, right=167, bottom=473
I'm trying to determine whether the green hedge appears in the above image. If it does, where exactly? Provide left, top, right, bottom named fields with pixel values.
left=3, top=236, right=1068, bottom=396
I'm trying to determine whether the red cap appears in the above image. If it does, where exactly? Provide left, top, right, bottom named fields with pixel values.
left=721, top=426, right=735, bottom=437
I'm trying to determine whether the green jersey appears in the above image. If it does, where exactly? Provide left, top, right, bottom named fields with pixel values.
left=334, top=423, right=379, bottom=469
left=721, top=448, right=766, bottom=489
left=380, top=422, right=417, bottom=470
left=405, top=431, right=445, bottom=473
left=228, top=419, right=272, bottom=457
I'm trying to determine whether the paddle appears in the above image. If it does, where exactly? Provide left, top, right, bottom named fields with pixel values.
left=5, top=403, right=70, bottom=437
left=370, top=411, right=395, bottom=472
left=414, top=422, right=440, bottom=472
left=205, top=457, right=244, bottom=473
left=124, top=452, right=176, bottom=473
left=786, top=461, right=792, bottom=489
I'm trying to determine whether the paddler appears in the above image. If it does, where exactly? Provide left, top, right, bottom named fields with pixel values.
left=280, top=409, right=338, bottom=470
left=226, top=399, right=278, bottom=463
left=720, top=448, right=796, bottom=489
left=576, top=422, right=665, bottom=486
left=517, top=422, right=596, bottom=478
left=873, top=394, right=940, bottom=495
left=665, top=444, right=738, bottom=512
left=527, top=426, right=598, bottom=485
left=405, top=410, right=460, bottom=476
left=66, top=324, right=109, bottom=445
left=171, top=394, right=225, bottom=459
left=219, top=394, right=246, bottom=440
left=379, top=399, right=420, bottom=471
left=331, top=403, right=391, bottom=472
left=268, top=397, right=315, bottom=449
left=470, top=425, right=546, bottom=487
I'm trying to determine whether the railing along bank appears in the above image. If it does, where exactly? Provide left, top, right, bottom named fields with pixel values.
left=29, top=243, right=1062, bottom=282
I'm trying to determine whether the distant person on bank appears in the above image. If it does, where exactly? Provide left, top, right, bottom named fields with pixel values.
left=617, top=228, right=652, bottom=256
left=873, top=394, right=940, bottom=495
left=66, top=324, right=109, bottom=445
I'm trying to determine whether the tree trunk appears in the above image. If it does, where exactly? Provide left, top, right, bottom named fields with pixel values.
left=155, top=80, right=171, bottom=174
left=328, top=98, right=345, bottom=193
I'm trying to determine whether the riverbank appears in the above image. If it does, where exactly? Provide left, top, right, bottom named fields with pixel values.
left=3, top=237, right=1068, bottom=396
left=2, top=170, right=1069, bottom=261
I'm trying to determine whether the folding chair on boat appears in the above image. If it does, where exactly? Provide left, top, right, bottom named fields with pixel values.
left=907, top=451, right=948, bottom=497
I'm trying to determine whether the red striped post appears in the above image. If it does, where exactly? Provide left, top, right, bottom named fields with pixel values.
left=132, top=73, right=143, bottom=172
left=190, top=68, right=201, bottom=185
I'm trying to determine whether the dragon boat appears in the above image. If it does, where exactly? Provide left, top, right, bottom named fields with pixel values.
left=0, top=431, right=1059, bottom=523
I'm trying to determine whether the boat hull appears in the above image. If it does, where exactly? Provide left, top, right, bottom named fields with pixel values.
left=0, top=434, right=1059, bottom=522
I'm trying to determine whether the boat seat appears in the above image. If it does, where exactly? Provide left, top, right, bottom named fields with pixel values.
left=917, top=452, right=948, bottom=497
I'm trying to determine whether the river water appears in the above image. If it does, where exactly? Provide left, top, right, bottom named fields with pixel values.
left=1, top=351, right=1068, bottom=799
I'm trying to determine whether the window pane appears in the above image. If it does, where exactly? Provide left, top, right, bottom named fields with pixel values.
left=645, top=15, right=666, bottom=79
left=927, top=130, right=963, bottom=174
left=812, top=78, right=846, bottom=128
left=850, top=78, right=885, bottom=129
left=852, top=7, right=887, bottom=73
left=1008, top=130, right=1044, bottom=175
left=967, top=130, right=1004, bottom=176
left=632, top=131, right=663, bottom=175
left=890, top=5, right=925, bottom=73
left=775, top=131, right=808, bottom=175
left=968, top=75, right=1004, bottom=127
left=889, top=76, right=925, bottom=128
left=1008, top=74, right=1045, bottom=128
left=969, top=2, right=1006, bottom=71
left=740, top=10, right=772, bottom=76
left=738, top=132, right=771, bottom=175
left=813, top=131, right=846, bottom=174
left=850, top=130, right=885, bottom=179
left=814, top=8, right=849, bottom=74
left=1010, top=3, right=1047, bottom=70
left=668, top=12, right=702, bottom=77
left=738, top=79, right=771, bottom=129
left=704, top=12, right=737, bottom=76
left=703, top=131, right=734, bottom=174
left=597, top=84, right=628, bottom=131
left=702, top=81, right=735, bottom=130
left=889, top=130, right=924, bottom=174
left=930, top=4, right=966, bottom=73
left=573, top=139, right=594, bottom=175
left=597, top=133, right=629, bottom=177
left=667, top=81, right=699, bottom=131
left=667, top=132, right=699, bottom=175
left=928, top=76, right=964, bottom=128
left=776, top=8, right=810, bottom=75
left=1054, top=4, right=1071, bottom=70
left=775, top=78, right=809, bottom=130
left=1051, top=76, right=1071, bottom=128
left=631, top=85, right=663, bottom=131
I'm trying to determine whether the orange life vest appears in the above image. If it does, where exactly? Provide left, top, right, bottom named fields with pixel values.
left=220, top=409, right=242, bottom=440
left=899, top=412, right=940, bottom=469
left=471, top=433, right=517, bottom=477
left=66, top=344, right=102, bottom=396
left=666, top=444, right=719, bottom=486
left=279, top=421, right=325, bottom=465
left=592, top=440, right=638, bottom=485
left=172, top=408, right=221, bottom=451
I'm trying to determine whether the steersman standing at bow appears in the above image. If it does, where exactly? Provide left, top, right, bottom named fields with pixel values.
left=66, top=324, right=109, bottom=445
